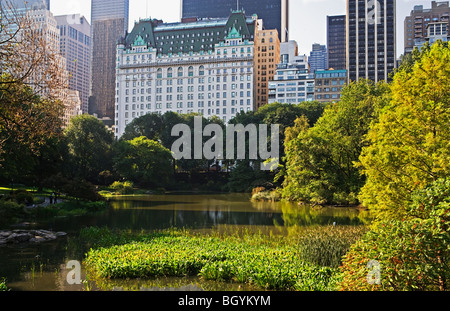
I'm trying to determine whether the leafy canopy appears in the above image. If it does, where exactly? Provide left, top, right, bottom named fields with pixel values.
left=358, top=41, right=450, bottom=221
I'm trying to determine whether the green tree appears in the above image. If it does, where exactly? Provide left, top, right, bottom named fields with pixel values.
left=281, top=80, right=389, bottom=205
left=63, top=115, right=114, bottom=183
left=121, top=113, right=163, bottom=142
left=358, top=41, right=450, bottom=221
left=0, top=75, right=63, bottom=182
left=113, top=136, right=173, bottom=187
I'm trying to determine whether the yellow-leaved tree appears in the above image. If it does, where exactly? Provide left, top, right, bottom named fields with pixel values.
left=358, top=41, right=450, bottom=222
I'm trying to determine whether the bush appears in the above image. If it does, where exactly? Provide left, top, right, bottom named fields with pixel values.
left=110, top=181, right=134, bottom=195
left=62, top=179, right=104, bottom=202
left=30, top=201, right=109, bottom=219
left=0, top=199, right=25, bottom=227
left=0, top=278, right=9, bottom=291
left=339, top=178, right=450, bottom=291
left=11, top=190, right=34, bottom=205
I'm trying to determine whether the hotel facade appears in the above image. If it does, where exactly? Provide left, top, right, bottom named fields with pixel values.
left=114, top=12, right=257, bottom=138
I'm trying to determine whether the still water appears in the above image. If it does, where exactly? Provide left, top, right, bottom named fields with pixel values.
left=0, top=193, right=368, bottom=291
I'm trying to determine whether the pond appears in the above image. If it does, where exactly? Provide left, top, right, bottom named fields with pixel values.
left=0, top=193, right=369, bottom=291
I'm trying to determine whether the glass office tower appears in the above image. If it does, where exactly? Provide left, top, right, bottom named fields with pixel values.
left=327, top=15, right=346, bottom=70
left=89, top=0, right=129, bottom=121
left=181, top=0, right=289, bottom=42
left=347, top=0, right=396, bottom=82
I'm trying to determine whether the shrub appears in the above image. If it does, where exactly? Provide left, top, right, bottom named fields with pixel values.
left=339, top=178, right=450, bottom=291
left=0, top=199, right=25, bottom=227
left=11, top=190, right=34, bottom=205
left=110, top=181, right=134, bottom=195
left=0, top=278, right=9, bottom=291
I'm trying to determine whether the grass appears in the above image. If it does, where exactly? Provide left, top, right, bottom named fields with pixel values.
left=82, top=226, right=367, bottom=291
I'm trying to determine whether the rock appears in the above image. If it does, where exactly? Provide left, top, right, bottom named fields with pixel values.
left=0, top=231, right=12, bottom=238
left=0, top=229, right=67, bottom=245
left=5, top=233, right=19, bottom=243
left=14, top=233, right=32, bottom=242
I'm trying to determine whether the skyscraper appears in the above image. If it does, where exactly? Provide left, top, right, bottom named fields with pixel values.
left=347, top=0, right=396, bottom=83
left=55, top=15, right=92, bottom=114
left=308, top=43, right=328, bottom=73
left=254, top=26, right=280, bottom=110
left=181, top=0, right=289, bottom=42
left=404, top=1, right=450, bottom=54
left=89, top=0, right=129, bottom=121
left=327, top=15, right=346, bottom=70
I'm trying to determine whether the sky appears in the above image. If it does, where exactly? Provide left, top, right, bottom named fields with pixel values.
left=50, top=0, right=429, bottom=57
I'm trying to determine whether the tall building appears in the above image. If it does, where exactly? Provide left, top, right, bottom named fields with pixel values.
left=404, top=1, right=450, bottom=54
left=308, top=43, right=328, bottom=73
left=254, top=24, right=280, bottom=110
left=115, top=12, right=257, bottom=138
left=347, top=0, right=396, bottom=82
left=327, top=15, right=346, bottom=70
left=3, top=2, right=80, bottom=127
left=55, top=15, right=92, bottom=114
left=181, top=0, right=289, bottom=42
left=89, top=0, right=129, bottom=121
left=269, top=42, right=315, bottom=105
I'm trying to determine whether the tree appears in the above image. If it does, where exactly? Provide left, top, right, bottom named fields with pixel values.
left=113, top=136, right=173, bottom=187
left=281, top=80, right=389, bottom=205
left=63, top=115, right=114, bottom=182
left=0, top=76, right=63, bottom=181
left=358, top=42, right=450, bottom=221
left=1, top=0, right=68, bottom=97
left=0, top=0, right=70, bottom=184
left=121, top=113, right=163, bottom=142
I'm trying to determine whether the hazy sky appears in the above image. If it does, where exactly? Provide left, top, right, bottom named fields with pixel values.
left=51, top=0, right=428, bottom=57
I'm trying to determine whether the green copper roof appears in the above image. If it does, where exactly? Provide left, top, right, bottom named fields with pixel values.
left=132, top=35, right=146, bottom=46
left=227, top=25, right=242, bottom=39
left=122, top=11, right=255, bottom=55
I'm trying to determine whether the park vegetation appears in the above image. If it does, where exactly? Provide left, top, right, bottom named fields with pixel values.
left=1, top=0, right=449, bottom=291
left=82, top=42, right=450, bottom=291
left=81, top=226, right=366, bottom=291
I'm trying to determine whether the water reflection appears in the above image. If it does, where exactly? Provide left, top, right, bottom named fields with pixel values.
left=0, top=193, right=370, bottom=291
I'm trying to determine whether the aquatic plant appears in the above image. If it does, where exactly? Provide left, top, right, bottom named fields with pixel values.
left=83, top=228, right=362, bottom=291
